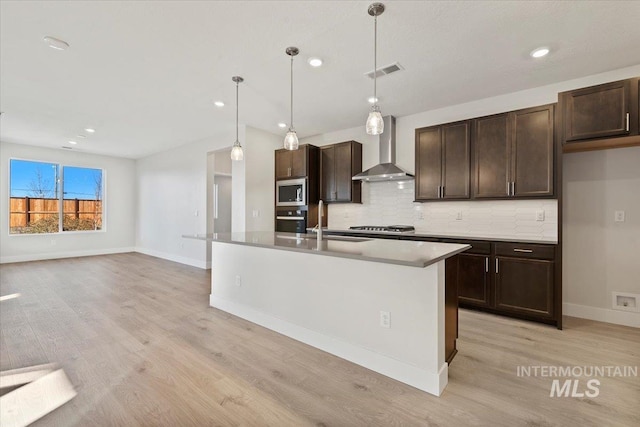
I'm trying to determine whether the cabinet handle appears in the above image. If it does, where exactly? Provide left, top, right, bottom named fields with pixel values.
left=288, top=167, right=291, bottom=177
left=626, top=113, right=630, bottom=132
left=511, top=181, right=515, bottom=196
left=506, top=182, right=510, bottom=196
left=513, top=248, right=533, bottom=253
left=485, top=257, right=489, bottom=273
left=495, top=258, right=499, bottom=274
left=441, top=186, right=445, bottom=198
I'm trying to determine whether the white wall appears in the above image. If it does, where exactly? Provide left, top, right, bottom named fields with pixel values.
left=303, top=64, right=640, bottom=326
left=563, top=146, right=640, bottom=327
left=136, top=134, right=230, bottom=268
left=243, top=127, right=282, bottom=232
left=135, top=125, right=281, bottom=268
left=0, top=141, right=136, bottom=263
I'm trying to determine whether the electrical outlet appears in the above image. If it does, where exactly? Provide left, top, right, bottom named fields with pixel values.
left=194, top=210, right=199, bottom=217
left=379, top=311, right=391, bottom=328
left=536, top=210, right=545, bottom=221
left=614, top=211, right=625, bottom=222
left=456, top=211, right=463, bottom=221
left=50, top=239, right=56, bottom=246
left=417, top=211, right=425, bottom=220
left=235, top=275, right=242, bottom=287
left=252, top=209, right=260, bottom=218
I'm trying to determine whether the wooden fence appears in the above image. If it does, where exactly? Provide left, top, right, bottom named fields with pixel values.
left=10, top=197, right=102, bottom=229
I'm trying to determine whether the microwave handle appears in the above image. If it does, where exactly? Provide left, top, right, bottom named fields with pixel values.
left=276, top=216, right=305, bottom=220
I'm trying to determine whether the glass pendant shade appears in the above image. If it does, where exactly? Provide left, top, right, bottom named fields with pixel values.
left=366, top=105, right=384, bottom=135
left=284, top=129, right=299, bottom=151
left=230, top=141, right=243, bottom=161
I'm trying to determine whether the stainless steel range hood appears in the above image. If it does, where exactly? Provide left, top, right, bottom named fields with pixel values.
left=352, top=115, right=414, bottom=182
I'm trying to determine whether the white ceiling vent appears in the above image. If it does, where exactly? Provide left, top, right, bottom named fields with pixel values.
left=365, top=62, right=404, bottom=79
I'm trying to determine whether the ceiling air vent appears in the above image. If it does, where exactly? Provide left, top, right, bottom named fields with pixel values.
left=365, top=62, right=404, bottom=79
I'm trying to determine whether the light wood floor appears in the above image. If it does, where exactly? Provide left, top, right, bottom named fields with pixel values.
left=1, top=253, right=638, bottom=427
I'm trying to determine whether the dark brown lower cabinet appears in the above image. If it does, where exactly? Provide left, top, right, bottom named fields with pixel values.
left=452, top=240, right=559, bottom=328
left=444, top=257, right=459, bottom=364
left=457, top=253, right=491, bottom=308
left=495, top=256, right=554, bottom=318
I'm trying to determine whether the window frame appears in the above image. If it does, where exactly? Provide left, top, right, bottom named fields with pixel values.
left=8, top=157, right=106, bottom=236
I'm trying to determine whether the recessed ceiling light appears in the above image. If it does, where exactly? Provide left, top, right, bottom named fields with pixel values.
left=368, top=96, right=379, bottom=104
left=76, top=134, right=86, bottom=138
left=214, top=101, right=225, bottom=107
left=530, top=47, right=550, bottom=58
left=308, top=58, right=323, bottom=67
left=278, top=122, right=287, bottom=128
left=68, top=140, right=77, bottom=145
left=84, top=128, right=96, bottom=133
left=43, top=36, right=69, bottom=51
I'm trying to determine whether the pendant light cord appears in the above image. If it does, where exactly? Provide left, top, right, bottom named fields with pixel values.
left=235, top=80, right=239, bottom=142
left=373, top=13, right=377, bottom=104
left=290, top=53, right=294, bottom=129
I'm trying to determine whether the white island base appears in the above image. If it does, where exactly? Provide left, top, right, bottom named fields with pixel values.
left=209, top=235, right=468, bottom=396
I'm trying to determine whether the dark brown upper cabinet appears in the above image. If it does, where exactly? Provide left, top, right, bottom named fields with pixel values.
left=415, top=121, right=470, bottom=201
left=320, top=141, right=362, bottom=203
left=472, top=104, right=555, bottom=199
left=275, top=145, right=314, bottom=180
left=560, top=77, right=640, bottom=153
left=472, top=113, right=510, bottom=198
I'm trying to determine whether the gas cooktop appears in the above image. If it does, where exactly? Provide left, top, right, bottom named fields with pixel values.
left=349, top=225, right=415, bottom=233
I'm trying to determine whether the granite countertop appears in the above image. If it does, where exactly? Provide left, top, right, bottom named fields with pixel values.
left=314, top=228, right=558, bottom=245
left=183, top=232, right=470, bottom=268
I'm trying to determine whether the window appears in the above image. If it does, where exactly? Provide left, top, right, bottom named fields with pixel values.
left=9, top=159, right=104, bottom=234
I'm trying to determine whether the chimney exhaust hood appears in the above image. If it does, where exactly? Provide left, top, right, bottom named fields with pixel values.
left=352, top=115, right=414, bottom=182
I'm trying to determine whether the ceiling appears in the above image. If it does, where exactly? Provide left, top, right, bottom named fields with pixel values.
left=2, top=1, right=640, bottom=159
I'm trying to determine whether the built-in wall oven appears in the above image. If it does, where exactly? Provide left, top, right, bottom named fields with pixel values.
left=276, top=178, right=306, bottom=207
left=275, top=208, right=307, bottom=233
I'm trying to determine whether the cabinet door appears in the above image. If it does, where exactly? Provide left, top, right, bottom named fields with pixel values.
left=415, top=126, right=442, bottom=200
left=290, top=146, right=307, bottom=178
left=275, top=150, right=291, bottom=180
left=442, top=121, right=470, bottom=199
left=511, top=105, right=554, bottom=197
left=334, top=142, right=353, bottom=202
left=564, top=80, right=630, bottom=142
left=457, top=253, right=491, bottom=308
left=320, top=146, right=336, bottom=201
left=473, top=114, right=510, bottom=198
left=495, top=257, right=554, bottom=318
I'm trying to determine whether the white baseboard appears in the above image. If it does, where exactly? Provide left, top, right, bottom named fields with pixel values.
left=0, top=247, right=135, bottom=264
left=563, top=303, right=640, bottom=328
left=210, top=294, right=447, bottom=396
left=134, top=247, right=207, bottom=269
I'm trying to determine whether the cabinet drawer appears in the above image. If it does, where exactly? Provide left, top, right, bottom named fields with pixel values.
left=495, top=242, right=555, bottom=260
left=442, top=239, right=490, bottom=255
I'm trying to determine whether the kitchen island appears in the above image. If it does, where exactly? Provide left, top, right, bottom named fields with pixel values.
left=186, top=232, right=469, bottom=396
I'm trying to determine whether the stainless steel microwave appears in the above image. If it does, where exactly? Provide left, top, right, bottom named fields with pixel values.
left=276, top=178, right=306, bottom=206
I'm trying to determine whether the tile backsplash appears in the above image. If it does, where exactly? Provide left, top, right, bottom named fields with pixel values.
left=328, top=181, right=558, bottom=242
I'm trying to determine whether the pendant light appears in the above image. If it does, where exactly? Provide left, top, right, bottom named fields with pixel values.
left=366, top=3, right=385, bottom=135
left=230, top=76, right=244, bottom=161
left=284, top=46, right=300, bottom=150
